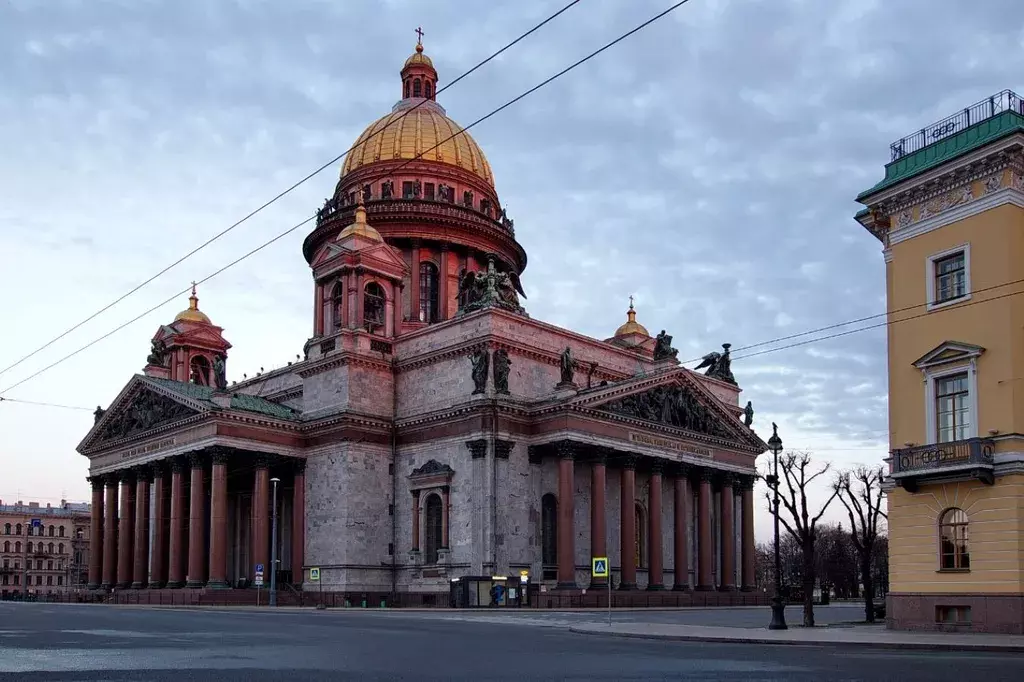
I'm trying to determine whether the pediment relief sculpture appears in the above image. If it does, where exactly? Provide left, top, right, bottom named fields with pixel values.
left=596, top=383, right=732, bottom=439
left=95, top=389, right=199, bottom=445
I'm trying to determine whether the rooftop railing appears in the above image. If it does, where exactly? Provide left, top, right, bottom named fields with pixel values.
left=890, top=90, right=1024, bottom=161
left=889, top=437, right=994, bottom=476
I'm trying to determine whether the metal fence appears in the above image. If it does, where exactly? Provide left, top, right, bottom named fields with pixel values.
left=890, top=90, right=1024, bottom=161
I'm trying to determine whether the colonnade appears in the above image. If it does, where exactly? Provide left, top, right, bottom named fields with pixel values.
left=554, top=445, right=756, bottom=591
left=87, top=450, right=306, bottom=590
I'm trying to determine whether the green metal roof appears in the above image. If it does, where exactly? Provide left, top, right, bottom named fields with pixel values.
left=145, top=376, right=299, bottom=421
left=857, top=109, right=1024, bottom=202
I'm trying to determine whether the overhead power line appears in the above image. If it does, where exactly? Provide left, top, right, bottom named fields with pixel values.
left=0, top=0, right=697, bottom=396
left=0, top=0, right=585, bottom=381
left=0, top=397, right=92, bottom=411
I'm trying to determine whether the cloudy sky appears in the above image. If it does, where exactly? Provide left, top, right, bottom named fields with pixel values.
left=2, top=0, right=1020, bottom=536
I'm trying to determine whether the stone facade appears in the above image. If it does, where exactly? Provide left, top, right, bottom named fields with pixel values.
left=0, top=499, right=91, bottom=598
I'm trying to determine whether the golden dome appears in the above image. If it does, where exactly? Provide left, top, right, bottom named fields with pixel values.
left=337, top=204, right=383, bottom=242
left=614, top=299, right=649, bottom=337
left=340, top=99, right=495, bottom=187
left=404, top=43, right=434, bottom=69
left=174, top=284, right=212, bottom=324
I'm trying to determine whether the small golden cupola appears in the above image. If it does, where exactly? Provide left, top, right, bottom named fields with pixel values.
left=614, top=297, right=650, bottom=338
left=336, top=202, right=383, bottom=243
left=174, top=283, right=212, bottom=324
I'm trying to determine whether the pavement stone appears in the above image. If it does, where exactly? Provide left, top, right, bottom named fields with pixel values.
left=568, top=622, right=1024, bottom=651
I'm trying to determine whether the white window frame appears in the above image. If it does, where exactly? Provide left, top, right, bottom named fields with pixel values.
left=922, top=361, right=978, bottom=445
left=926, top=244, right=971, bottom=311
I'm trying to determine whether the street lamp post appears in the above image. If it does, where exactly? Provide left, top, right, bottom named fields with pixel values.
left=269, top=477, right=280, bottom=607
left=766, top=422, right=788, bottom=630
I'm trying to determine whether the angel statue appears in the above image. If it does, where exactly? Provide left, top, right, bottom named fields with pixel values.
left=694, top=342, right=736, bottom=385
left=457, top=258, right=527, bottom=315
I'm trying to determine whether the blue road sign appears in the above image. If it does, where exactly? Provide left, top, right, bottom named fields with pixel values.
left=255, top=563, right=265, bottom=573
left=31, top=519, right=41, bottom=528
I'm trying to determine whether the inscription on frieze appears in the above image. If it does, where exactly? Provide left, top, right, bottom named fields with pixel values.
left=628, top=432, right=712, bottom=458
left=120, top=438, right=177, bottom=461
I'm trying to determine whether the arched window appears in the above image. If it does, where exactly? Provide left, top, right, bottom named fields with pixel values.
left=190, top=355, right=211, bottom=385
left=541, top=493, right=558, bottom=568
left=404, top=80, right=411, bottom=98
left=15, top=524, right=21, bottom=535
left=363, top=282, right=386, bottom=329
left=58, top=526, right=64, bottom=537
left=413, top=78, right=422, bottom=97
left=3, top=541, right=8, bottom=552
left=48, top=542, right=54, bottom=554
left=331, top=281, right=345, bottom=331
left=27, top=542, right=33, bottom=554
left=939, top=508, right=970, bottom=570
left=48, top=525, right=54, bottom=537
left=3, top=523, right=9, bottom=535
left=58, top=543, right=64, bottom=554
left=635, top=504, right=647, bottom=569
left=425, top=81, right=432, bottom=99
left=424, top=493, right=443, bottom=564
left=419, top=262, right=439, bottom=323
left=15, top=541, right=21, bottom=553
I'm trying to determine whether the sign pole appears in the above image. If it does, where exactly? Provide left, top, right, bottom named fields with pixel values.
left=608, top=570, right=611, bottom=626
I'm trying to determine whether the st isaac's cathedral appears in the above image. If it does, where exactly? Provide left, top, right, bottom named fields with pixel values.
left=79, top=41, right=768, bottom=605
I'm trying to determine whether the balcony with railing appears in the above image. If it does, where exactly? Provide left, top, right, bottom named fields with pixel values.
left=889, top=437, right=995, bottom=491
left=889, top=90, right=1024, bottom=161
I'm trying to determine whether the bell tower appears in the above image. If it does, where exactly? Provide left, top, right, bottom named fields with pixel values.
left=143, top=285, right=232, bottom=388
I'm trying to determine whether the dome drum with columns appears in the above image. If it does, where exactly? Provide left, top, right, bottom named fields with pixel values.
left=305, top=41, right=526, bottom=328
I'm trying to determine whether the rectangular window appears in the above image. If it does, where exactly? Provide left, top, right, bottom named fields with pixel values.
left=402, top=181, right=414, bottom=199
left=35, top=576, right=41, bottom=586
left=936, top=372, right=970, bottom=443
left=424, top=183, right=435, bottom=200
left=46, top=576, right=53, bottom=586
left=13, top=575, right=18, bottom=586
left=936, top=605, right=971, bottom=624
left=57, top=576, right=63, bottom=586
left=934, top=252, right=966, bottom=303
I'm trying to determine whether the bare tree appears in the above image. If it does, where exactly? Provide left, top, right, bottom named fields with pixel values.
left=834, top=466, right=887, bottom=623
left=764, top=451, right=840, bottom=627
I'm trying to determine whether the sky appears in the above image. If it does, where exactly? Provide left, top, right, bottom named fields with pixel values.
left=1, top=0, right=1022, bottom=540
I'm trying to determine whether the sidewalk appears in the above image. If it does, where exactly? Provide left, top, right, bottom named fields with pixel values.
left=568, top=622, right=1024, bottom=652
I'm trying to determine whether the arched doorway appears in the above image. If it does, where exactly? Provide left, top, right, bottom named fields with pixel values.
left=424, top=493, right=443, bottom=565
left=419, top=262, right=439, bottom=323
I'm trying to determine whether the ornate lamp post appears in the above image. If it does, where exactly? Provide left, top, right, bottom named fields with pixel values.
left=766, top=422, right=788, bottom=630
left=269, top=477, right=281, bottom=607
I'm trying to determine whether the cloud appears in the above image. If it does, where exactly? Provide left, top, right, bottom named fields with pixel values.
left=2, top=0, right=1020, bottom=527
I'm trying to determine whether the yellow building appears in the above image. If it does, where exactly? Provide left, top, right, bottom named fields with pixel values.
left=856, top=90, right=1024, bottom=634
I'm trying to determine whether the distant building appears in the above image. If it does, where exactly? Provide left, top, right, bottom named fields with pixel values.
left=0, top=499, right=91, bottom=598
left=856, top=90, right=1024, bottom=634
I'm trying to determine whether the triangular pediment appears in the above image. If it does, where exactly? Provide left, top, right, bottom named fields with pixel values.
left=312, top=239, right=407, bottom=276
left=577, top=370, right=764, bottom=450
left=79, top=376, right=207, bottom=453
left=913, top=340, right=985, bottom=370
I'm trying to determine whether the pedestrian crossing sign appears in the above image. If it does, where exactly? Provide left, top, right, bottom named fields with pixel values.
left=591, top=557, right=609, bottom=577
left=309, top=567, right=321, bottom=582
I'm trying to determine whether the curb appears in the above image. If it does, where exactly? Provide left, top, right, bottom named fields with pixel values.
left=567, top=626, right=1024, bottom=653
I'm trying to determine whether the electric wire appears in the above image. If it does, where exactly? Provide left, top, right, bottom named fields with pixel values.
left=0, top=0, right=585, bottom=381
left=0, top=0, right=697, bottom=397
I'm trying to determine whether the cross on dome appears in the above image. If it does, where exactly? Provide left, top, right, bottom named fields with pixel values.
left=415, top=26, right=424, bottom=47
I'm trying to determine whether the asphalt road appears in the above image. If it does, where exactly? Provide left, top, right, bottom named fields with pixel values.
left=2, top=602, right=1023, bottom=681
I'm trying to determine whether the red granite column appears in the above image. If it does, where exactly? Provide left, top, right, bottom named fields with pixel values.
left=167, top=458, right=187, bottom=588
left=102, top=476, right=118, bottom=589
left=740, top=476, right=757, bottom=591
left=619, top=457, right=637, bottom=590
left=131, top=469, right=150, bottom=588
left=314, top=283, right=324, bottom=335
left=441, top=486, right=450, bottom=549
left=439, top=243, right=450, bottom=319
left=590, top=456, right=607, bottom=588
left=696, top=470, right=714, bottom=591
left=355, top=270, right=365, bottom=328
left=252, top=462, right=270, bottom=579
left=410, top=241, right=421, bottom=321
left=720, top=475, right=736, bottom=592
left=87, top=478, right=104, bottom=589
left=647, top=465, right=665, bottom=590
left=116, top=472, right=135, bottom=588
left=411, top=490, right=421, bottom=552
left=392, top=283, right=404, bottom=332
left=556, top=442, right=576, bottom=588
left=207, top=451, right=229, bottom=588
left=292, top=461, right=306, bottom=583
left=673, top=469, right=690, bottom=591
left=186, top=454, right=207, bottom=588
left=150, top=464, right=168, bottom=588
